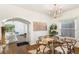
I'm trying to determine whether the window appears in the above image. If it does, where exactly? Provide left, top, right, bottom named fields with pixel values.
left=61, top=20, right=75, bottom=37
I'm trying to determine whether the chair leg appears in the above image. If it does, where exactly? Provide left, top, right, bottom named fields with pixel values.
left=72, top=48, right=75, bottom=53
left=43, top=46, right=47, bottom=53
left=60, top=46, right=65, bottom=54
left=36, top=48, right=40, bottom=54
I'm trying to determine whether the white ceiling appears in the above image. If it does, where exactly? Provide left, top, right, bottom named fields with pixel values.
left=13, top=4, right=79, bottom=16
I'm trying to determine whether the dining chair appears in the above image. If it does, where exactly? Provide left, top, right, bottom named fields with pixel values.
left=61, top=38, right=77, bottom=54
left=54, top=38, right=71, bottom=54
left=36, top=38, right=53, bottom=54
left=67, top=39, right=77, bottom=53
left=53, top=40, right=66, bottom=54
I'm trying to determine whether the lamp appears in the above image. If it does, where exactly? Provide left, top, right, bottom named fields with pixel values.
left=51, top=4, right=62, bottom=19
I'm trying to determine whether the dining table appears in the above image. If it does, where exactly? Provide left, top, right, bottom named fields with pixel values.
left=37, top=36, right=77, bottom=54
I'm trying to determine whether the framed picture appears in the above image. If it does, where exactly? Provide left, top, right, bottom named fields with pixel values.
left=33, top=22, right=47, bottom=31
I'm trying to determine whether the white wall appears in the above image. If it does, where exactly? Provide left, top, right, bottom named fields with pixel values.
left=58, top=8, right=79, bottom=20
left=0, top=5, right=53, bottom=44
left=75, top=18, right=79, bottom=40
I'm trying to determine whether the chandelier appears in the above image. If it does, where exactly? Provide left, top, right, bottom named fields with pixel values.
left=51, top=4, right=62, bottom=19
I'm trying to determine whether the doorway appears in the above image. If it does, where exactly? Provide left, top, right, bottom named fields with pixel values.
left=4, top=17, right=31, bottom=44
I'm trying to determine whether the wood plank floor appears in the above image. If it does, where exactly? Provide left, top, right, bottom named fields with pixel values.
left=3, top=43, right=79, bottom=54
left=4, top=43, right=41, bottom=54
left=5, top=43, right=29, bottom=54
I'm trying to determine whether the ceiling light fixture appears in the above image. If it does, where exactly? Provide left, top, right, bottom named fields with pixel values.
left=51, top=4, right=62, bottom=19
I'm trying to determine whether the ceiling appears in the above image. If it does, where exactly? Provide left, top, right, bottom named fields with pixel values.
left=13, top=4, right=79, bottom=16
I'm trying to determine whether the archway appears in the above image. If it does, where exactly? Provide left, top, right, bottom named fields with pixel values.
left=4, top=17, right=31, bottom=44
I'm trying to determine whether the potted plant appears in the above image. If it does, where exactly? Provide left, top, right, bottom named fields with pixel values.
left=49, top=24, right=58, bottom=37
left=4, top=24, right=15, bottom=43
left=4, top=24, right=15, bottom=32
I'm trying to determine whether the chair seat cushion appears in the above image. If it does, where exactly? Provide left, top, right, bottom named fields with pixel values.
left=55, top=46, right=68, bottom=54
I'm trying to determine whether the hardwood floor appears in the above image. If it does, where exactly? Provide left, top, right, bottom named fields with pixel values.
left=5, top=43, right=29, bottom=54
left=4, top=43, right=41, bottom=54
left=74, top=47, right=79, bottom=54
left=2, top=43, right=79, bottom=54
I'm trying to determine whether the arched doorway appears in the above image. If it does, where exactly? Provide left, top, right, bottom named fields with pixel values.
left=3, top=17, right=31, bottom=44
